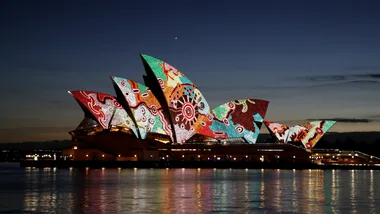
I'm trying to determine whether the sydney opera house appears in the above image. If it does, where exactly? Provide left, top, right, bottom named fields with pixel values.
left=63, top=54, right=351, bottom=165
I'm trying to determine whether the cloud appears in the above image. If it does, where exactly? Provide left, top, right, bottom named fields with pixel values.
left=367, top=74, right=380, bottom=79
left=306, top=118, right=373, bottom=123
left=304, top=75, right=347, bottom=82
left=352, top=74, right=380, bottom=79
left=300, top=74, right=380, bottom=82
left=347, top=66, right=380, bottom=72
left=300, top=80, right=380, bottom=89
left=324, top=80, right=379, bottom=85
left=296, top=65, right=380, bottom=83
left=368, top=115, right=380, bottom=119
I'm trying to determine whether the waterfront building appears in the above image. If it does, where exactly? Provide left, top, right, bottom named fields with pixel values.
left=64, top=54, right=372, bottom=166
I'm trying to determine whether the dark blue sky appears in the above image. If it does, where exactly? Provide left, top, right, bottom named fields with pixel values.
left=1, top=0, right=380, bottom=143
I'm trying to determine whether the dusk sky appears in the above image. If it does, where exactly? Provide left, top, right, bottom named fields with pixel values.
left=1, top=0, right=380, bottom=143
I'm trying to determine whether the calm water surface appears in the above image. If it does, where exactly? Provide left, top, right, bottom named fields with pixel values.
left=0, top=163, right=379, bottom=213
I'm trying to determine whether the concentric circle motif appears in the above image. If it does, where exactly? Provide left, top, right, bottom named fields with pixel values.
left=175, top=94, right=199, bottom=129
left=150, top=105, right=158, bottom=115
left=182, top=103, right=195, bottom=120
left=199, top=102, right=205, bottom=110
left=141, top=107, right=146, bottom=114
left=235, top=126, right=244, bottom=134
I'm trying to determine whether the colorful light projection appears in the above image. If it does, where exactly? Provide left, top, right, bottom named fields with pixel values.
left=70, top=55, right=271, bottom=145
left=263, top=121, right=290, bottom=144
left=68, top=91, right=138, bottom=137
left=211, top=99, right=269, bottom=144
left=68, top=54, right=340, bottom=147
left=290, top=120, right=336, bottom=149
left=111, top=77, right=172, bottom=140
left=140, top=54, right=217, bottom=144
left=264, top=120, right=336, bottom=148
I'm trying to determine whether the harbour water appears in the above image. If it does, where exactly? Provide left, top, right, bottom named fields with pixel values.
left=0, top=163, right=379, bottom=213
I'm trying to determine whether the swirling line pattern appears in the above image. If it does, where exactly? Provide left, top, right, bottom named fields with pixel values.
left=210, top=99, right=269, bottom=144
left=69, top=55, right=338, bottom=146
left=264, top=120, right=336, bottom=148
left=263, top=121, right=291, bottom=144
left=111, top=77, right=172, bottom=139
left=296, top=120, right=336, bottom=149
left=69, top=90, right=138, bottom=137
left=141, top=54, right=217, bottom=144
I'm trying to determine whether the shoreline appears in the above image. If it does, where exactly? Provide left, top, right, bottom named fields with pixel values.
left=18, top=160, right=380, bottom=170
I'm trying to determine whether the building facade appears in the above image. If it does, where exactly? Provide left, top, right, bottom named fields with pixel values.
left=66, top=54, right=336, bottom=162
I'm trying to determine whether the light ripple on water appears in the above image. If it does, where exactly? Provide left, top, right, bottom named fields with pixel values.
left=0, top=164, right=380, bottom=213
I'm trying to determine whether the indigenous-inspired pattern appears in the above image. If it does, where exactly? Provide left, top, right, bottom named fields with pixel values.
left=111, top=76, right=172, bottom=139
left=211, top=99, right=269, bottom=144
left=68, top=91, right=138, bottom=137
left=140, top=54, right=216, bottom=144
left=263, top=121, right=291, bottom=144
left=290, top=120, right=336, bottom=149
left=68, top=54, right=338, bottom=146
left=264, top=120, right=336, bottom=148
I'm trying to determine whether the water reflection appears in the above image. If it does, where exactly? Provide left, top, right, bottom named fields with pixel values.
left=1, top=164, right=380, bottom=213
left=351, top=170, right=357, bottom=213
left=369, top=170, right=375, bottom=213
left=331, top=169, right=339, bottom=213
left=23, top=167, right=60, bottom=213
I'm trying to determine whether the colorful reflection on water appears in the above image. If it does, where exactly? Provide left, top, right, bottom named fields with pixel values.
left=1, top=163, right=380, bottom=213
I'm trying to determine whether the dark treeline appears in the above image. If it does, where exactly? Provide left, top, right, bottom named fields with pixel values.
left=260, top=132, right=380, bottom=158
left=314, top=138, right=380, bottom=157
left=314, top=132, right=380, bottom=157
left=0, top=140, right=70, bottom=151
